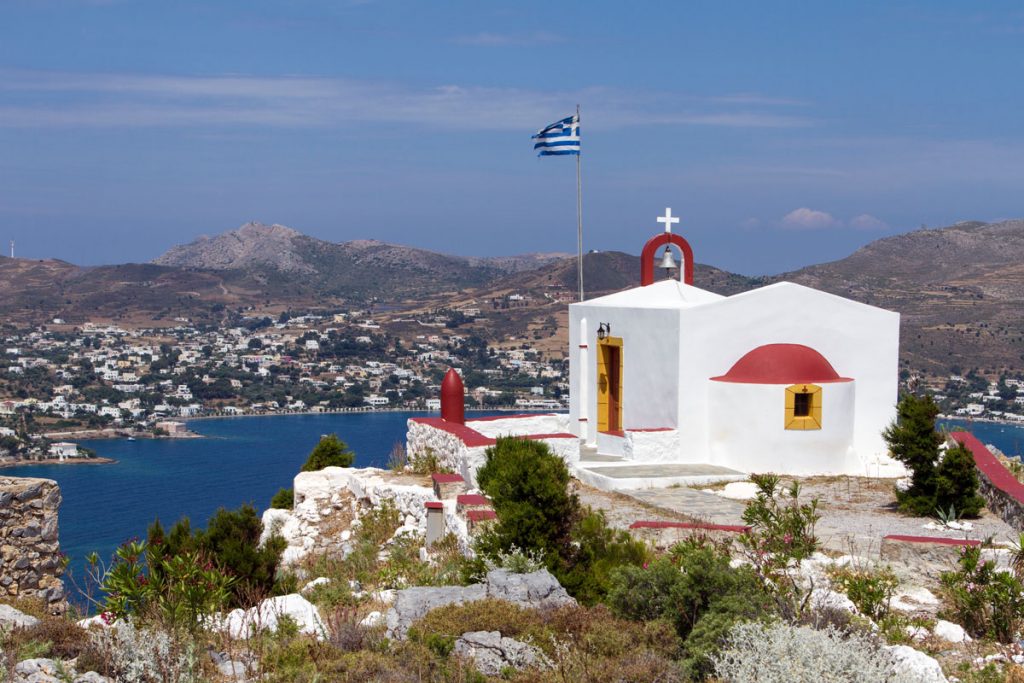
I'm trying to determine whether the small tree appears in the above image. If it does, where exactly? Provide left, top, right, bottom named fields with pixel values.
left=269, top=487, right=294, bottom=510
left=301, top=433, right=354, bottom=471
left=934, top=444, right=985, bottom=517
left=475, top=437, right=579, bottom=565
left=883, top=393, right=985, bottom=517
left=883, top=393, right=944, bottom=515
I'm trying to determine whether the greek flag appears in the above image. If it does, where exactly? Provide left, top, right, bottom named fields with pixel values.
left=532, top=114, right=580, bottom=156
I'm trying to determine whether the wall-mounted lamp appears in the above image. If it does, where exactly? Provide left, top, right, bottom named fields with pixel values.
left=597, top=322, right=610, bottom=340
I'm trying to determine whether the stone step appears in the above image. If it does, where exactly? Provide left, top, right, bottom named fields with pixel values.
left=578, top=453, right=625, bottom=463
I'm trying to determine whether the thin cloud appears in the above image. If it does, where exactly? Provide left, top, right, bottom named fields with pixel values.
left=779, top=207, right=842, bottom=230
left=849, top=214, right=888, bottom=231
left=454, top=31, right=564, bottom=47
left=0, top=69, right=813, bottom=131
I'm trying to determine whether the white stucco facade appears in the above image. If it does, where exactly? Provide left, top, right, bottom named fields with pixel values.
left=568, top=279, right=904, bottom=477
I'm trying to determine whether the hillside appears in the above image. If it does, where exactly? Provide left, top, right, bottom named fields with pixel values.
left=4, top=218, right=1024, bottom=378
left=153, top=222, right=569, bottom=299
left=771, top=219, right=1024, bottom=375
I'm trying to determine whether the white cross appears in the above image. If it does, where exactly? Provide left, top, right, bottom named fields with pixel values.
left=657, top=207, right=679, bottom=234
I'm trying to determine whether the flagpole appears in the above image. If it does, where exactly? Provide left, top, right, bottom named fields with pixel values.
left=576, top=103, right=584, bottom=303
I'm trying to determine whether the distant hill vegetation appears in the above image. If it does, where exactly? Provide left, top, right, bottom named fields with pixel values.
left=3, top=219, right=1024, bottom=377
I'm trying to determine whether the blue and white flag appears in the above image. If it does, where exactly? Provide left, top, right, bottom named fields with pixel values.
left=532, top=114, right=580, bottom=156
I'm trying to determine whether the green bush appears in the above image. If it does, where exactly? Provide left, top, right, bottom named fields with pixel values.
left=884, top=393, right=984, bottom=517
left=607, top=538, right=773, bottom=679
left=148, top=504, right=286, bottom=608
left=301, top=433, right=355, bottom=471
left=269, top=487, right=294, bottom=510
left=475, top=437, right=646, bottom=603
left=940, top=544, right=1024, bottom=643
left=934, top=444, right=985, bottom=517
left=827, top=565, right=899, bottom=621
left=476, top=437, right=578, bottom=565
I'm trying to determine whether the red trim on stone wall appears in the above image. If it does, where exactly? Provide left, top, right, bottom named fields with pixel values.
left=457, top=494, right=491, bottom=506
left=630, top=520, right=752, bottom=533
left=431, top=473, right=464, bottom=484
left=882, top=534, right=981, bottom=547
left=424, top=501, right=444, bottom=510
left=411, top=416, right=493, bottom=447
left=640, top=233, right=695, bottom=286
left=466, top=509, right=497, bottom=522
left=951, top=431, right=1024, bottom=505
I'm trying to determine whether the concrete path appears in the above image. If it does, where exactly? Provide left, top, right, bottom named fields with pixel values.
left=622, top=486, right=747, bottom=526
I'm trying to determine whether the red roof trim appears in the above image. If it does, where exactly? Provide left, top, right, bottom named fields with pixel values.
left=466, top=509, right=497, bottom=522
left=711, top=343, right=853, bottom=384
left=629, top=520, right=752, bottom=533
left=424, top=501, right=444, bottom=510
left=951, top=431, right=1024, bottom=505
left=883, top=534, right=981, bottom=547
left=457, top=494, right=491, bottom=506
left=431, top=473, right=464, bottom=484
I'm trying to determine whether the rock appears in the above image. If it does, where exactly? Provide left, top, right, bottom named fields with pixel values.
left=359, top=610, right=383, bottom=628
left=905, top=625, right=930, bottom=641
left=0, top=603, right=40, bottom=629
left=301, top=577, right=330, bottom=594
left=453, top=631, right=550, bottom=676
left=485, top=569, right=575, bottom=607
left=76, top=614, right=111, bottom=630
left=72, top=673, right=111, bottom=683
left=385, top=569, right=575, bottom=640
left=885, top=645, right=948, bottom=682
left=219, top=594, right=326, bottom=640
left=810, top=587, right=857, bottom=613
left=716, top=481, right=761, bottom=500
left=890, top=586, right=940, bottom=613
left=216, top=659, right=253, bottom=681
left=932, top=619, right=971, bottom=643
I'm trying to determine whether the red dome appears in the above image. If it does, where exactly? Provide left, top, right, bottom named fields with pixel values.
left=711, top=344, right=852, bottom=384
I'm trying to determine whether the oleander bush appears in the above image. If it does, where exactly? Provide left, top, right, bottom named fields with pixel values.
left=827, top=564, right=899, bottom=621
left=712, top=621, right=895, bottom=683
left=940, top=544, right=1024, bottom=643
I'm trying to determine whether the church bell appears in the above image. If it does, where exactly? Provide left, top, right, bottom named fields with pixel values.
left=658, top=246, right=678, bottom=273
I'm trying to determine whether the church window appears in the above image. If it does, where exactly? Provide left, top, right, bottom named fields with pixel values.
left=785, top=384, right=822, bottom=430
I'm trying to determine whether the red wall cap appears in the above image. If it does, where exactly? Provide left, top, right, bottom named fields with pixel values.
left=457, top=494, right=491, bottom=506
left=466, top=509, right=497, bottom=522
left=951, top=431, right=1024, bottom=505
left=883, top=534, right=981, bottom=547
left=424, top=501, right=444, bottom=510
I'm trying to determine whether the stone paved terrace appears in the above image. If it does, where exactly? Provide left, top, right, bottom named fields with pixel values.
left=573, top=461, right=747, bottom=491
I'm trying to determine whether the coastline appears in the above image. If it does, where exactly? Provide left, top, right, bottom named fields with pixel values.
left=186, top=405, right=548, bottom=422
left=0, top=456, right=116, bottom=469
left=40, top=428, right=203, bottom=442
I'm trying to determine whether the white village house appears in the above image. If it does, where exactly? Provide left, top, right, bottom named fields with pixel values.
left=407, top=209, right=906, bottom=489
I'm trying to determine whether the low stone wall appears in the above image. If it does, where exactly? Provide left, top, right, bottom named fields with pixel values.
left=0, top=477, right=64, bottom=610
left=950, top=432, right=1024, bottom=532
left=880, top=535, right=979, bottom=573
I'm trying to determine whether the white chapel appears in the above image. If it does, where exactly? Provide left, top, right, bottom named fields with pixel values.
left=406, top=209, right=906, bottom=488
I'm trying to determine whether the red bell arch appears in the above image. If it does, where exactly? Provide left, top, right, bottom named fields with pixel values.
left=640, top=233, right=694, bottom=286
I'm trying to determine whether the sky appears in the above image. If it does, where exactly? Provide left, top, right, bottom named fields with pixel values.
left=1, top=1, right=1023, bottom=276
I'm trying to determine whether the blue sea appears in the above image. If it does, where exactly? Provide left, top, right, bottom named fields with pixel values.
left=6, top=411, right=497, bottom=593
left=5, top=412, right=1021, bottom=600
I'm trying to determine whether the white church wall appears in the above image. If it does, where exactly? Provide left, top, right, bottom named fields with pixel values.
left=569, top=303, right=680, bottom=441
left=708, top=381, right=860, bottom=475
left=622, top=429, right=681, bottom=463
left=680, top=282, right=899, bottom=467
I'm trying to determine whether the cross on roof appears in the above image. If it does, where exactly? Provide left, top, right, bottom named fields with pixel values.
left=657, top=207, right=679, bottom=234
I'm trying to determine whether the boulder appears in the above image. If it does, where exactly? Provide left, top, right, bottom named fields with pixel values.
left=932, top=619, right=970, bottom=643
left=220, top=594, right=325, bottom=640
left=0, top=603, right=40, bottom=629
left=453, top=631, right=550, bottom=676
left=385, top=569, right=575, bottom=640
left=12, top=658, right=111, bottom=683
left=884, top=645, right=947, bottom=683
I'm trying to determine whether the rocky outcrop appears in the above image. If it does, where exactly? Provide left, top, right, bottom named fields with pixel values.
left=0, top=603, right=40, bottom=629
left=216, top=593, right=326, bottom=640
left=385, top=569, right=575, bottom=640
left=0, top=477, right=64, bottom=610
left=453, top=631, right=550, bottom=676
left=262, top=467, right=434, bottom=566
left=884, top=645, right=947, bottom=682
left=11, top=658, right=110, bottom=683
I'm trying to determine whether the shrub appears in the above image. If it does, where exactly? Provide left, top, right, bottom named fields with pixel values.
left=301, top=433, right=355, bottom=471
left=476, top=437, right=578, bottom=565
left=148, top=504, right=286, bottom=608
left=933, top=444, right=985, bottom=517
left=827, top=565, right=899, bottom=621
left=269, top=487, right=293, bottom=510
left=940, top=544, right=1024, bottom=642
left=557, top=509, right=648, bottom=605
left=884, top=393, right=983, bottom=517
left=607, top=538, right=773, bottom=680
left=712, top=621, right=895, bottom=683
left=87, top=619, right=205, bottom=683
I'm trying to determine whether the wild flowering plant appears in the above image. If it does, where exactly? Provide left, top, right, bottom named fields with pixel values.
left=738, top=473, right=821, bottom=621
left=939, top=543, right=1024, bottom=643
